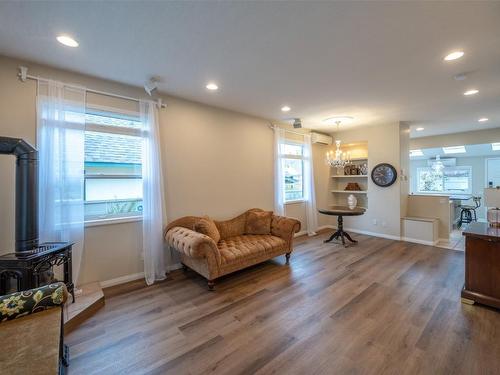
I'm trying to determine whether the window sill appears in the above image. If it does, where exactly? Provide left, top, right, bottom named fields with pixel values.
left=85, top=216, right=142, bottom=228
left=285, top=199, right=305, bottom=205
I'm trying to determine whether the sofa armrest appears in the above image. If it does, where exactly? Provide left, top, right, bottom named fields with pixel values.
left=165, top=226, right=221, bottom=265
left=0, top=282, right=68, bottom=323
left=271, top=215, right=301, bottom=251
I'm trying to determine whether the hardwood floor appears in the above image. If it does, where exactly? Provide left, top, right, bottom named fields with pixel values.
left=66, top=232, right=500, bottom=375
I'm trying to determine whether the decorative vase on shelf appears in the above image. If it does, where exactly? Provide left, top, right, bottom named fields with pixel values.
left=360, top=163, right=368, bottom=176
left=347, top=194, right=357, bottom=209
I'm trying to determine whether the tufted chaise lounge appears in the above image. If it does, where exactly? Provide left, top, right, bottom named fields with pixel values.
left=164, top=209, right=301, bottom=290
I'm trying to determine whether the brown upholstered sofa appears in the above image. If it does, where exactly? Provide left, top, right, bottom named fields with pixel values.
left=164, top=209, right=301, bottom=290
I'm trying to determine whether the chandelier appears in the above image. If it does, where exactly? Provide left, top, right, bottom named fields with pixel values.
left=432, top=155, right=444, bottom=173
left=325, top=118, right=352, bottom=170
left=326, top=140, right=351, bottom=169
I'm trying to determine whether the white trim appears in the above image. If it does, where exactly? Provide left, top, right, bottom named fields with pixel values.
left=344, top=228, right=401, bottom=241
left=100, top=263, right=182, bottom=288
left=86, top=103, right=140, bottom=118
left=168, top=263, right=182, bottom=272
left=294, top=230, right=308, bottom=238
left=285, top=199, right=305, bottom=205
left=85, top=216, right=142, bottom=227
left=317, top=224, right=335, bottom=231
left=401, top=237, right=439, bottom=246
left=101, top=272, right=144, bottom=288
left=318, top=224, right=401, bottom=241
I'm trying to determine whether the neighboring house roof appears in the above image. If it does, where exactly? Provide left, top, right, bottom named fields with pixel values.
left=85, top=132, right=141, bottom=164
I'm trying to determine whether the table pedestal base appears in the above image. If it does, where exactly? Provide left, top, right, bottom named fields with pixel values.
left=324, top=216, right=358, bottom=247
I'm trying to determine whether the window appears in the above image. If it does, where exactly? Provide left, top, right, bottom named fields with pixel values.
left=84, top=109, right=143, bottom=221
left=281, top=142, right=304, bottom=202
left=417, top=166, right=472, bottom=194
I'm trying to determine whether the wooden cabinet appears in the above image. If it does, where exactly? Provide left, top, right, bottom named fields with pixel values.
left=462, top=223, right=500, bottom=309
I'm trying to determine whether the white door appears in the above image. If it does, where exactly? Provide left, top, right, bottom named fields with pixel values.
left=486, top=158, right=500, bottom=188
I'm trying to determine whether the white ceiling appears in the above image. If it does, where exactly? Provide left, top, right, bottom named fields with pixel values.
left=1, top=1, right=499, bottom=137
left=411, top=143, right=500, bottom=160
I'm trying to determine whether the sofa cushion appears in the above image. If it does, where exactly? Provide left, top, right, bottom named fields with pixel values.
left=245, top=210, right=272, bottom=235
left=194, top=217, right=220, bottom=243
left=217, top=234, right=286, bottom=265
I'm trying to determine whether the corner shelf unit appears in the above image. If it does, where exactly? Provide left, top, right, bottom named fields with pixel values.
left=329, top=157, right=369, bottom=209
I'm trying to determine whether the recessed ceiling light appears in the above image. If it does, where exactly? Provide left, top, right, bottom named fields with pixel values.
left=416, top=127, right=425, bottom=131
left=410, top=149, right=424, bottom=157
left=463, top=89, right=479, bottom=96
left=323, top=116, right=354, bottom=125
left=281, top=106, right=291, bottom=112
left=478, top=117, right=489, bottom=122
left=443, top=145, right=466, bottom=154
left=492, top=143, right=500, bottom=151
left=206, top=83, right=218, bottom=91
left=444, top=51, right=464, bottom=61
left=56, top=35, right=79, bottom=47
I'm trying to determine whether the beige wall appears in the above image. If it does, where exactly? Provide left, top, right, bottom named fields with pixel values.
left=158, top=95, right=274, bottom=221
left=0, top=55, right=281, bottom=285
left=407, top=195, right=451, bottom=240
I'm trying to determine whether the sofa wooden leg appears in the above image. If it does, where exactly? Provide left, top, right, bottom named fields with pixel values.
left=207, top=280, right=215, bottom=291
left=285, top=253, right=291, bottom=265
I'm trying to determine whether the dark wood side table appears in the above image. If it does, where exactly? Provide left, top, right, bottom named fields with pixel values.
left=318, top=206, right=366, bottom=247
left=461, top=222, right=500, bottom=309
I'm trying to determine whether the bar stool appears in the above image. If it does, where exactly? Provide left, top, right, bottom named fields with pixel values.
left=458, top=196, right=481, bottom=228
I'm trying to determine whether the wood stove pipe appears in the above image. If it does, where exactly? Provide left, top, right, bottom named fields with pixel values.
left=0, top=136, right=38, bottom=252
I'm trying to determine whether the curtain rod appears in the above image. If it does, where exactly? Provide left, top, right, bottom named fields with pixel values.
left=269, top=123, right=309, bottom=137
left=17, top=66, right=166, bottom=108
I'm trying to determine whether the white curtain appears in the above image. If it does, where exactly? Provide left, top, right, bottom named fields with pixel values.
left=140, top=101, right=168, bottom=285
left=304, top=134, right=318, bottom=236
left=37, top=80, right=86, bottom=286
left=273, top=127, right=286, bottom=216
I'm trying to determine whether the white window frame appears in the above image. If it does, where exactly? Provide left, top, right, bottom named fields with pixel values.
left=281, top=140, right=305, bottom=203
left=416, top=166, right=472, bottom=195
left=84, top=106, right=143, bottom=224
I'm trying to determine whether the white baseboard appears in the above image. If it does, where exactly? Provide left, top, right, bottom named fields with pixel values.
left=345, top=228, right=401, bottom=241
left=101, top=272, right=145, bottom=288
left=401, top=237, right=438, bottom=246
left=317, top=225, right=335, bottom=231
left=316, top=224, right=401, bottom=242
left=168, top=263, right=182, bottom=271
left=100, top=263, right=183, bottom=288
left=294, top=230, right=308, bottom=238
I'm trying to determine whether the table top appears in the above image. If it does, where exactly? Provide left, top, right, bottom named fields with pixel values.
left=318, top=206, right=366, bottom=216
left=463, top=222, right=500, bottom=240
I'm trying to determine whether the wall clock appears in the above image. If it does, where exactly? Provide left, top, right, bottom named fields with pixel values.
left=371, top=163, right=397, bottom=187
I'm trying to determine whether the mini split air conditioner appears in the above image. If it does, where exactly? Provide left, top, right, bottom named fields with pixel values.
left=311, top=132, right=333, bottom=145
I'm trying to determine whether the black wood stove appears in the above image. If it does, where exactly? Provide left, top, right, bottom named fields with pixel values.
left=0, top=136, right=74, bottom=300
